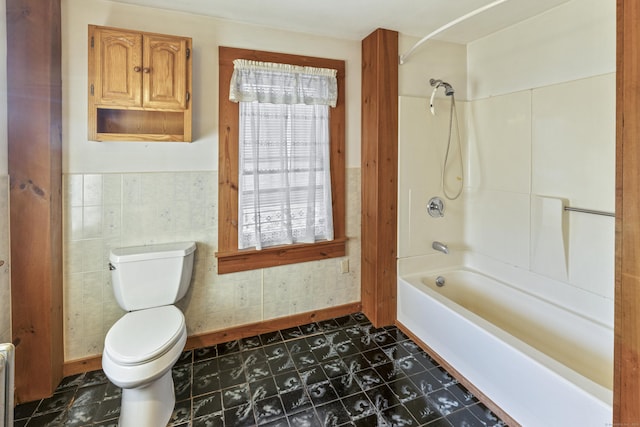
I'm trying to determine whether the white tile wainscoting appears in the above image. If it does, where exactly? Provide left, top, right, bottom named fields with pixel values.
left=63, top=169, right=362, bottom=362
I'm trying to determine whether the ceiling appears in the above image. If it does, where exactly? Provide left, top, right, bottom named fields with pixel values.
left=106, top=0, right=574, bottom=44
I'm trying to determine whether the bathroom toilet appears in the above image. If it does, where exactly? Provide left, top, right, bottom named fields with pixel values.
left=102, top=241, right=196, bottom=427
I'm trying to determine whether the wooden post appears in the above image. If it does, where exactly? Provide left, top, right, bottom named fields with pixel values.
left=361, top=29, right=398, bottom=327
left=6, top=0, right=63, bottom=402
left=615, top=0, right=640, bottom=422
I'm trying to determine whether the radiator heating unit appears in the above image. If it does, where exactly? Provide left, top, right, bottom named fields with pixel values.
left=0, top=344, right=14, bottom=427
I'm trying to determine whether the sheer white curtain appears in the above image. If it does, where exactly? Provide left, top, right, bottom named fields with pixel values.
left=230, top=59, right=338, bottom=250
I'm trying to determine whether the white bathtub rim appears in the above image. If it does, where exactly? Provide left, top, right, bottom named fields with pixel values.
left=465, top=251, right=614, bottom=326
left=398, top=250, right=613, bottom=328
left=397, top=274, right=613, bottom=407
left=405, top=267, right=611, bottom=331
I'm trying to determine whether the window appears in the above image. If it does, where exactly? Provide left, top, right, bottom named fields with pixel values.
left=231, top=60, right=336, bottom=250
left=217, top=47, right=346, bottom=274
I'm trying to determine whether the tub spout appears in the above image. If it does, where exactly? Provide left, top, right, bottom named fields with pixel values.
left=432, top=241, right=449, bottom=254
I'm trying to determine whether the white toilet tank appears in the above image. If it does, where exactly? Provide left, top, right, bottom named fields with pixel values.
left=109, top=241, right=196, bottom=311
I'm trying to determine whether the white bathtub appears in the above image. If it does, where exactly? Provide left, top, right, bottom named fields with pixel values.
left=397, top=258, right=613, bottom=427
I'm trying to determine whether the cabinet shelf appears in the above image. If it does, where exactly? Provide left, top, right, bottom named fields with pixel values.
left=95, top=108, right=188, bottom=141
left=94, top=133, right=187, bottom=142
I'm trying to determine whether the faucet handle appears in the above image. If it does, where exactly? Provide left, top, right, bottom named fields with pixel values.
left=427, top=197, right=445, bottom=217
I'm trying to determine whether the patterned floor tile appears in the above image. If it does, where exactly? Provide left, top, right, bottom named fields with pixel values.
left=254, top=395, right=286, bottom=424
left=314, top=399, right=351, bottom=426
left=193, top=391, right=222, bottom=419
left=280, top=326, right=304, bottom=340
left=279, top=388, right=312, bottom=415
left=223, top=402, right=256, bottom=427
left=13, top=312, right=506, bottom=427
left=404, top=395, right=447, bottom=425
left=307, top=381, right=339, bottom=406
left=366, top=384, right=401, bottom=413
left=260, top=331, right=284, bottom=346
left=194, top=346, right=218, bottom=362
left=249, top=377, right=279, bottom=401
left=222, top=383, right=251, bottom=409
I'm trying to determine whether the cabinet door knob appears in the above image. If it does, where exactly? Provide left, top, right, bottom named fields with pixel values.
left=143, top=67, right=151, bottom=73
left=133, top=66, right=141, bottom=72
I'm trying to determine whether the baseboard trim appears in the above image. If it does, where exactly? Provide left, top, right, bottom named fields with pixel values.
left=395, top=320, right=520, bottom=427
left=63, top=302, right=362, bottom=378
left=63, top=355, right=103, bottom=377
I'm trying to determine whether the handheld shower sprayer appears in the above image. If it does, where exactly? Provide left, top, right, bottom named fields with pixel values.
left=426, top=77, right=464, bottom=200
left=429, top=88, right=438, bottom=115
left=429, top=78, right=455, bottom=115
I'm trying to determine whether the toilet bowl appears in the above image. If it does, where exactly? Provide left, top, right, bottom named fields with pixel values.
left=103, top=306, right=187, bottom=426
left=102, top=242, right=196, bottom=427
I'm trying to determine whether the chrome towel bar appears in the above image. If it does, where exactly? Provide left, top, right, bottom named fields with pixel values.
left=564, top=206, right=615, bottom=217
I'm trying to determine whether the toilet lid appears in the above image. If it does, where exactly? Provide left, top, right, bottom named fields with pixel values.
left=105, top=305, right=186, bottom=366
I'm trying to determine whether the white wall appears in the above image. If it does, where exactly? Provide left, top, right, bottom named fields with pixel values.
left=0, top=0, right=10, bottom=345
left=63, top=0, right=362, bottom=172
left=398, top=96, right=467, bottom=258
left=397, top=36, right=468, bottom=258
left=468, top=0, right=615, bottom=99
left=62, top=0, right=362, bottom=360
left=399, top=35, right=467, bottom=100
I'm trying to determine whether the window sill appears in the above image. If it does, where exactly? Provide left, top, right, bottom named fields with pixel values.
left=215, top=237, right=347, bottom=274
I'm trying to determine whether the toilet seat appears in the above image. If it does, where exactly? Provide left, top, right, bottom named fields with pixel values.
left=105, top=305, right=185, bottom=366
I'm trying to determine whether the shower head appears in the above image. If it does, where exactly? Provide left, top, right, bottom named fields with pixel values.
left=430, top=78, right=455, bottom=96
left=429, top=78, right=455, bottom=115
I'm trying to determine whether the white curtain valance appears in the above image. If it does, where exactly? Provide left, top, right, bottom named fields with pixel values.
left=230, top=59, right=338, bottom=107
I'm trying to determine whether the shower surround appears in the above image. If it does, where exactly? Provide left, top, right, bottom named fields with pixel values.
left=398, top=0, right=615, bottom=346
left=396, top=0, right=615, bottom=424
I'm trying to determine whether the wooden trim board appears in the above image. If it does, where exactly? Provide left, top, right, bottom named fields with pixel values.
left=614, top=0, right=640, bottom=422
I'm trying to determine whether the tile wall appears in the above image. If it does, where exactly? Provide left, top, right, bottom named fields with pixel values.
left=0, top=176, right=10, bottom=344
left=63, top=169, right=361, bottom=361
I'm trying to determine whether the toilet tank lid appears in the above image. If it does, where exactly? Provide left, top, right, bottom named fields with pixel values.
left=110, top=241, right=196, bottom=263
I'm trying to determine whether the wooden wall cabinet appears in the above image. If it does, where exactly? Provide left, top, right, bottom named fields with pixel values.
left=88, top=25, right=192, bottom=142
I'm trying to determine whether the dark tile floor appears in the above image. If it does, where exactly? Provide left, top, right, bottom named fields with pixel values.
left=13, top=313, right=507, bottom=426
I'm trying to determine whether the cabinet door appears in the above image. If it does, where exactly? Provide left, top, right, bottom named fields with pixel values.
left=91, top=27, right=143, bottom=106
left=143, top=34, right=189, bottom=109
